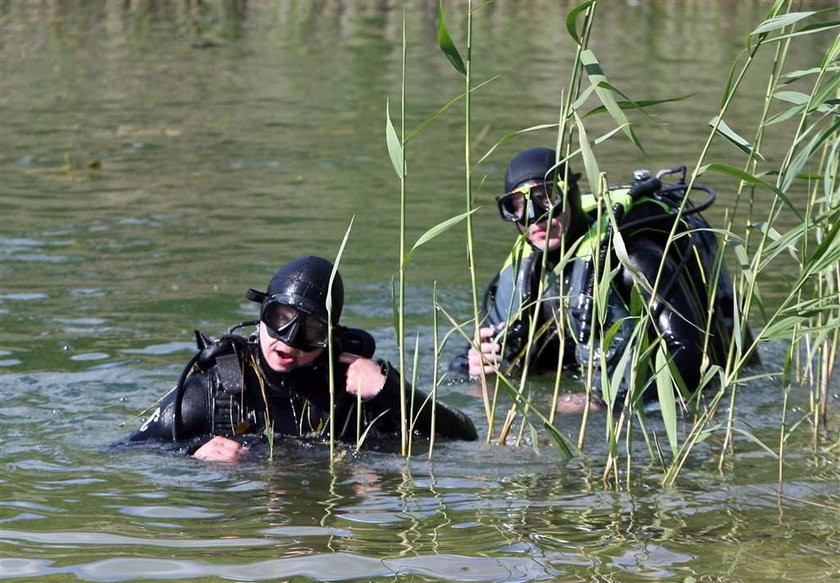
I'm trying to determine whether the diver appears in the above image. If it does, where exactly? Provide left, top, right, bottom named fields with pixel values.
left=129, top=255, right=477, bottom=461
left=450, top=147, right=754, bottom=411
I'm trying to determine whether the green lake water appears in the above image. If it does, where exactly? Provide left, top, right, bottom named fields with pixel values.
left=1, top=1, right=838, bottom=581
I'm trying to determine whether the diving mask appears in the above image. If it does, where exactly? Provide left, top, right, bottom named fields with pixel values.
left=260, top=298, right=329, bottom=351
left=496, top=181, right=562, bottom=226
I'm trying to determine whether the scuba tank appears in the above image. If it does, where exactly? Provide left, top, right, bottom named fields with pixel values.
left=171, top=321, right=256, bottom=442
left=568, top=166, right=718, bottom=348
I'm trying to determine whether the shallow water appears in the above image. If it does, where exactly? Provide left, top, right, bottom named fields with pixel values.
left=1, top=1, right=838, bottom=581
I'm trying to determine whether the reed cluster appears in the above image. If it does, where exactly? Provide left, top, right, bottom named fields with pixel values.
left=329, top=0, right=838, bottom=486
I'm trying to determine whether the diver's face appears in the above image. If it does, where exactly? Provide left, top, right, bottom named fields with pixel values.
left=259, top=322, right=324, bottom=372
left=523, top=206, right=570, bottom=252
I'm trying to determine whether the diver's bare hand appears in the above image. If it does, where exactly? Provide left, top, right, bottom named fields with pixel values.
left=339, top=353, right=387, bottom=400
left=192, top=436, right=249, bottom=462
left=468, top=326, right=502, bottom=377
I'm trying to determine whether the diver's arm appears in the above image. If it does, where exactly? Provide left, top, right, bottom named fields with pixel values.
left=358, top=359, right=478, bottom=441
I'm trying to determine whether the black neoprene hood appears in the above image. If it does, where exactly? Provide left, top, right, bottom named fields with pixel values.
left=247, top=256, right=343, bottom=323
left=504, top=147, right=561, bottom=192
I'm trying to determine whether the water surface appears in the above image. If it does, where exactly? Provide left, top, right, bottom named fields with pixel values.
left=1, top=2, right=838, bottom=581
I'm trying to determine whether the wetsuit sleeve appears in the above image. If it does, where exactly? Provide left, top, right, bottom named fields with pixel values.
left=364, top=362, right=478, bottom=441
left=127, top=374, right=212, bottom=445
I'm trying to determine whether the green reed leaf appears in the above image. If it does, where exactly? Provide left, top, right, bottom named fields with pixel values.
left=782, top=119, right=840, bottom=193
left=574, top=113, right=600, bottom=193
left=437, top=0, right=466, bottom=76
left=809, top=70, right=840, bottom=111
left=579, top=50, right=644, bottom=152
left=826, top=136, right=840, bottom=203
left=565, top=0, right=595, bottom=46
left=709, top=116, right=765, bottom=160
left=699, top=163, right=803, bottom=219
left=765, top=103, right=807, bottom=126
left=732, top=238, right=751, bottom=277
left=477, top=123, right=625, bottom=170
left=718, top=56, right=738, bottom=109
left=783, top=67, right=823, bottom=82
left=607, top=321, right=637, bottom=402
left=406, top=76, right=497, bottom=143
left=754, top=220, right=802, bottom=264
left=750, top=11, right=816, bottom=36
left=583, top=95, right=692, bottom=118
left=543, top=421, right=574, bottom=460
left=801, top=214, right=840, bottom=276
left=385, top=99, right=404, bottom=178
left=476, top=123, right=560, bottom=166
left=402, top=209, right=479, bottom=270
left=655, top=347, right=678, bottom=457
left=764, top=70, right=839, bottom=125
left=732, top=428, right=779, bottom=458
left=774, top=90, right=811, bottom=105
left=328, top=216, right=354, bottom=319
left=762, top=20, right=840, bottom=46
left=355, top=409, right=390, bottom=450
left=570, top=84, right=598, bottom=111
left=694, top=423, right=722, bottom=446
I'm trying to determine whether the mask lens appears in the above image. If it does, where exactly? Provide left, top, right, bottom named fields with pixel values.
left=261, top=301, right=329, bottom=350
left=302, top=316, right=328, bottom=347
left=497, top=182, right=559, bottom=225
left=262, top=303, right=297, bottom=331
left=528, top=184, right=553, bottom=207
left=497, top=192, right=527, bottom=223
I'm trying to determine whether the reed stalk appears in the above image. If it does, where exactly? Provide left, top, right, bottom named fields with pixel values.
left=383, top=6, right=409, bottom=456
left=715, top=17, right=793, bottom=465
left=429, top=283, right=440, bottom=459
left=460, top=2, right=493, bottom=438
left=548, top=1, right=597, bottom=432
left=723, top=19, right=839, bottom=467
left=562, top=4, right=598, bottom=449
left=422, top=0, right=838, bottom=479
left=398, top=8, right=408, bottom=456
left=327, top=217, right=354, bottom=460
left=404, top=332, right=422, bottom=455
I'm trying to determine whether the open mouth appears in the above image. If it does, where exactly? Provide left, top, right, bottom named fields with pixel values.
left=271, top=346, right=298, bottom=365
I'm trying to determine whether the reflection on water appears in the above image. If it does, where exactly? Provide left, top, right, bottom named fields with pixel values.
left=1, top=1, right=838, bottom=581
left=2, top=363, right=837, bottom=581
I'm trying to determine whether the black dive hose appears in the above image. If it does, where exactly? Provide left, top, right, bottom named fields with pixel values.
left=617, top=183, right=716, bottom=234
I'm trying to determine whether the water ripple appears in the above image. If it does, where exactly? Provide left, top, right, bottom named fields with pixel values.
left=0, top=552, right=560, bottom=582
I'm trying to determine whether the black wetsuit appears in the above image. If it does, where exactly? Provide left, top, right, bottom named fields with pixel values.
left=451, top=191, right=754, bottom=406
left=130, top=331, right=477, bottom=452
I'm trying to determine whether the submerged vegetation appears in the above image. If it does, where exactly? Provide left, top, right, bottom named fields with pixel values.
left=342, top=0, right=840, bottom=485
